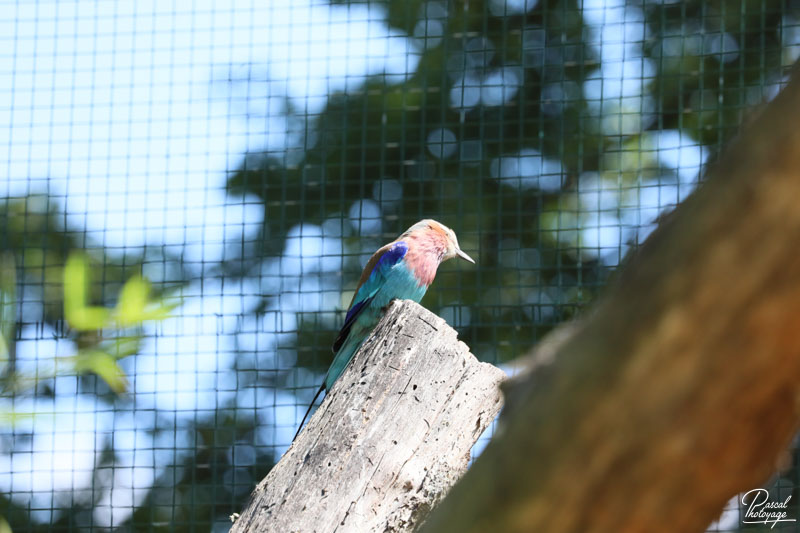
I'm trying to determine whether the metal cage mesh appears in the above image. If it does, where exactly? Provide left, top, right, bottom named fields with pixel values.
left=1, top=0, right=798, bottom=530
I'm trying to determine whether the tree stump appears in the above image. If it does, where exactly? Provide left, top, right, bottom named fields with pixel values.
left=230, top=299, right=505, bottom=533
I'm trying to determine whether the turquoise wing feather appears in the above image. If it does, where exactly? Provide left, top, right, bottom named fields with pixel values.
left=326, top=241, right=410, bottom=389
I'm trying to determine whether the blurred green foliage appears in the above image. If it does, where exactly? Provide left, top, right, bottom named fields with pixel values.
left=641, top=0, right=790, bottom=144
left=127, top=415, right=275, bottom=533
left=61, top=253, right=178, bottom=393
left=0, top=196, right=180, bottom=529
left=227, top=0, right=602, bottom=368
left=226, top=0, right=797, bottom=375
left=0, top=238, right=178, bottom=401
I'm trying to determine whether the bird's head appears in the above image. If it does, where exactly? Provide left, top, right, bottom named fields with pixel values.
left=402, top=219, right=475, bottom=264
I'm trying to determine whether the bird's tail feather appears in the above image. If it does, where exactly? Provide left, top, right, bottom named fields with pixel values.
left=324, top=335, right=362, bottom=390
left=292, top=382, right=325, bottom=443
left=292, top=333, right=365, bottom=442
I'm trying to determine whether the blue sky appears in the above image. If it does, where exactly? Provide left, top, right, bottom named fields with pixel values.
left=0, top=0, right=726, bottom=528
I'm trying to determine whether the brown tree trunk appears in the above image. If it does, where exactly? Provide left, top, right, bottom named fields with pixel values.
left=420, top=74, right=800, bottom=533
left=230, top=300, right=505, bottom=533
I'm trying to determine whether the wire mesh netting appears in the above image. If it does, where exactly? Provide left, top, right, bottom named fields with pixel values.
left=2, top=0, right=800, bottom=531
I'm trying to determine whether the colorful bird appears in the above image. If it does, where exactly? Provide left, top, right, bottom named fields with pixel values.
left=293, top=219, right=475, bottom=441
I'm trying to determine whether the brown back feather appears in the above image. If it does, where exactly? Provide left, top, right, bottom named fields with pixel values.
left=346, top=241, right=397, bottom=310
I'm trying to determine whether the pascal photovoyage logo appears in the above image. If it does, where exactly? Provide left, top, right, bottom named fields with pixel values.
left=741, top=488, right=796, bottom=529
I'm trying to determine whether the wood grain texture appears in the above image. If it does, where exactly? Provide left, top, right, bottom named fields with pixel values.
left=419, top=72, right=800, bottom=533
left=230, top=299, right=505, bottom=533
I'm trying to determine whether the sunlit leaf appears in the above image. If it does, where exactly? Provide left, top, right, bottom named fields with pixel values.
left=114, top=275, right=150, bottom=327
left=0, top=336, right=7, bottom=365
left=0, top=252, right=15, bottom=367
left=114, top=276, right=179, bottom=326
left=137, top=297, right=181, bottom=322
left=104, top=336, right=141, bottom=358
left=0, top=514, right=12, bottom=533
left=72, top=350, right=129, bottom=393
left=63, top=253, right=110, bottom=330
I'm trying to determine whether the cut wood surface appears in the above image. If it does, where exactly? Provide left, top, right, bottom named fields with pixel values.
left=419, top=72, right=800, bottom=533
left=230, top=299, right=505, bottom=533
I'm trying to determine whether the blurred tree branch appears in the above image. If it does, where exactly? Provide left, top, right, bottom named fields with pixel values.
left=420, top=69, right=800, bottom=533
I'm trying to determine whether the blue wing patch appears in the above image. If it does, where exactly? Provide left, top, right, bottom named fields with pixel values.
left=332, top=241, right=408, bottom=353
left=370, top=240, right=408, bottom=277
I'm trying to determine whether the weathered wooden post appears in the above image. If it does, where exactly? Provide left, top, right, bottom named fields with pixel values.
left=230, top=299, right=505, bottom=533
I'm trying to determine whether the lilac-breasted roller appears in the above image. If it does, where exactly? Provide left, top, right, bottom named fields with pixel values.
left=293, top=219, right=474, bottom=440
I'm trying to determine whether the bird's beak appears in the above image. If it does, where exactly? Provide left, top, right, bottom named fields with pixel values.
left=456, top=248, right=476, bottom=264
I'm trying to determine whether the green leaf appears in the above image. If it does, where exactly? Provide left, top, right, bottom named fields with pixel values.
left=0, top=336, right=7, bottom=365
left=104, top=336, right=141, bottom=358
left=0, top=252, right=16, bottom=367
left=0, top=514, right=12, bottom=533
left=114, top=275, right=179, bottom=326
left=114, top=275, right=150, bottom=327
left=72, top=349, right=129, bottom=393
left=63, top=253, right=110, bottom=331
left=137, top=298, right=180, bottom=322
